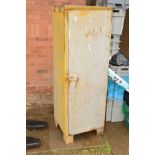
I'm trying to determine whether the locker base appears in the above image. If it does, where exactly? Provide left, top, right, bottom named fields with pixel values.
left=55, top=120, right=74, bottom=144
left=96, top=128, right=104, bottom=136
left=55, top=119, right=104, bottom=144
left=54, top=119, right=58, bottom=128
left=63, top=134, right=74, bottom=144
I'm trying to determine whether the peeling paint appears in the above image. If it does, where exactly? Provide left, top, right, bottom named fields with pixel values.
left=89, top=19, right=92, bottom=23
left=88, top=44, right=92, bottom=51
left=74, top=16, right=78, bottom=22
left=68, top=30, right=71, bottom=40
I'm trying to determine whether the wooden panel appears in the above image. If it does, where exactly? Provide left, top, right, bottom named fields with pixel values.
left=67, top=9, right=112, bottom=135
left=52, top=10, right=68, bottom=135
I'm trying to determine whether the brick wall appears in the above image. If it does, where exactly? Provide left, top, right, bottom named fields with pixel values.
left=26, top=0, right=86, bottom=109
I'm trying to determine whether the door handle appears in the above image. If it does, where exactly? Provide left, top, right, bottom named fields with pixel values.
left=66, top=74, right=79, bottom=87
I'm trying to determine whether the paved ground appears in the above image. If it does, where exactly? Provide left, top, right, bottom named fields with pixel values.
left=104, top=122, right=129, bottom=155
left=26, top=111, right=128, bottom=155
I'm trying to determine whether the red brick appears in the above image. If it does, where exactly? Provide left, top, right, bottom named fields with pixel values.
left=26, top=86, right=36, bottom=94
left=27, top=24, right=36, bottom=38
left=36, top=37, right=48, bottom=41
left=35, top=0, right=49, bottom=6
left=37, top=69, right=48, bottom=74
left=37, top=62, right=49, bottom=68
left=27, top=82, right=30, bottom=85
left=26, top=54, right=34, bottom=58
left=26, top=0, right=35, bottom=5
left=37, top=54, right=48, bottom=58
left=30, top=49, right=42, bottom=54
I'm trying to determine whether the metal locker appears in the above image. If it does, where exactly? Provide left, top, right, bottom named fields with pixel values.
left=52, top=5, right=112, bottom=144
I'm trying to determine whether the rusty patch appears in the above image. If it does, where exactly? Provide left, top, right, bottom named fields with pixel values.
left=79, top=11, right=89, bottom=16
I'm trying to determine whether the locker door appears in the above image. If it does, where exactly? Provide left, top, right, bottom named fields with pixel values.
left=67, top=10, right=112, bottom=135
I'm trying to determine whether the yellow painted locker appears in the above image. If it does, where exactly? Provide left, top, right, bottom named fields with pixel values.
left=52, top=5, right=112, bottom=144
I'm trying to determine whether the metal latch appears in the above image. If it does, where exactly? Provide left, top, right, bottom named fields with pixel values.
left=66, top=74, right=79, bottom=87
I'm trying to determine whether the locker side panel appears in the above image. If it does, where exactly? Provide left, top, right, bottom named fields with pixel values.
left=52, top=10, right=68, bottom=135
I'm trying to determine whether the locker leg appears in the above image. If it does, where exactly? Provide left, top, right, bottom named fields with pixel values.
left=54, top=119, right=58, bottom=128
left=63, top=134, right=73, bottom=144
left=96, top=128, right=104, bottom=136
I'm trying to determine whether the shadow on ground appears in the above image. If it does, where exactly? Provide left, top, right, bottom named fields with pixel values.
left=26, top=109, right=128, bottom=155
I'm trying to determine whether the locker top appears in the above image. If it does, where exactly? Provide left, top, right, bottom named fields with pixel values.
left=53, top=5, right=112, bottom=12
